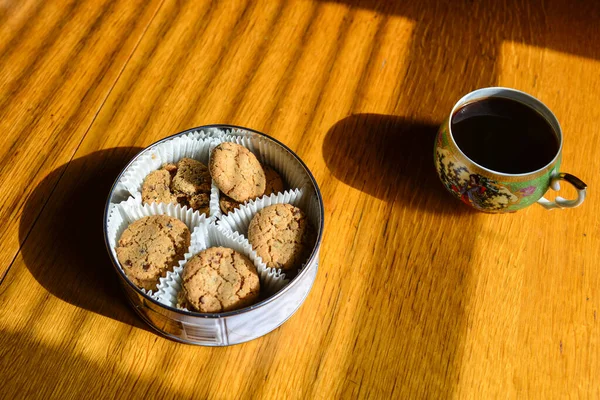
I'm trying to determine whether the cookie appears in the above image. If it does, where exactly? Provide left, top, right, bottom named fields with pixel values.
left=142, top=169, right=178, bottom=205
left=142, top=158, right=211, bottom=215
left=264, top=165, right=285, bottom=195
left=178, top=247, right=260, bottom=313
left=247, top=204, right=312, bottom=271
left=219, top=194, right=241, bottom=215
left=218, top=165, right=285, bottom=215
left=116, top=215, right=191, bottom=291
left=209, top=142, right=265, bottom=203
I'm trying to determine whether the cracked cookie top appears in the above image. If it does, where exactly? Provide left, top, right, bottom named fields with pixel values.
left=178, top=247, right=260, bottom=313
left=247, top=204, right=312, bottom=271
left=219, top=164, right=286, bottom=214
left=209, top=142, right=266, bottom=203
left=142, top=158, right=211, bottom=215
left=116, top=215, right=191, bottom=291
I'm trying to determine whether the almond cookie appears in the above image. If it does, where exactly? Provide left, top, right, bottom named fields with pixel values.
left=219, top=165, right=285, bottom=214
left=209, top=142, right=265, bottom=203
left=264, top=164, right=285, bottom=196
left=142, top=158, right=211, bottom=215
left=116, top=215, right=190, bottom=291
left=178, top=247, right=260, bottom=313
left=219, top=194, right=242, bottom=215
left=142, top=169, right=177, bottom=205
left=247, top=204, right=312, bottom=271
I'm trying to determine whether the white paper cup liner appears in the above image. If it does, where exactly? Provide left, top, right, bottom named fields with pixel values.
left=220, top=127, right=253, bottom=138
left=216, top=187, right=320, bottom=275
left=120, top=135, right=216, bottom=193
left=220, top=133, right=311, bottom=191
left=117, top=135, right=219, bottom=216
left=210, top=133, right=311, bottom=219
left=304, top=187, right=321, bottom=230
left=154, top=222, right=289, bottom=310
left=217, top=188, right=305, bottom=237
left=106, top=199, right=210, bottom=296
left=207, top=140, right=225, bottom=220
left=182, top=128, right=226, bottom=141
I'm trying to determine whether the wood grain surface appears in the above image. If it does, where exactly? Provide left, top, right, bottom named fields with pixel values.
left=1, top=0, right=599, bottom=398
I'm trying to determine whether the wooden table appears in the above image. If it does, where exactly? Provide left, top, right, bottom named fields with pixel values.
left=1, top=0, right=599, bottom=398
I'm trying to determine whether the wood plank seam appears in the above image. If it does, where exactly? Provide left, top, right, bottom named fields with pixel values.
left=0, top=0, right=167, bottom=287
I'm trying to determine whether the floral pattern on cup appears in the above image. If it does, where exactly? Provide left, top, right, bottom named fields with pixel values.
left=435, top=147, right=518, bottom=212
left=517, top=185, right=536, bottom=196
left=435, top=129, right=556, bottom=213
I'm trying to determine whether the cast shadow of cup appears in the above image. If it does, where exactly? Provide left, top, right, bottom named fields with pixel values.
left=18, top=147, right=149, bottom=330
left=323, top=113, right=473, bottom=215
left=322, top=114, right=480, bottom=397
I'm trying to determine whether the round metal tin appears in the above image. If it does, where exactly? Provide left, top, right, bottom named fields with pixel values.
left=103, top=125, right=324, bottom=346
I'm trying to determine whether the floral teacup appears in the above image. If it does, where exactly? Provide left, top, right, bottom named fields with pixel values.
left=434, top=87, right=586, bottom=213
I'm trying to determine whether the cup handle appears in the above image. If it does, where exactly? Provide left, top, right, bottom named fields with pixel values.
left=537, top=173, right=587, bottom=210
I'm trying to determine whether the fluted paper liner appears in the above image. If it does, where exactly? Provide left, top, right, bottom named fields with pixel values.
left=211, top=132, right=312, bottom=219
left=118, top=134, right=220, bottom=217
left=221, top=133, right=311, bottom=191
left=184, top=128, right=226, bottom=141
left=207, top=139, right=224, bottom=220
left=106, top=199, right=210, bottom=296
left=154, top=222, right=289, bottom=310
left=217, top=187, right=319, bottom=274
left=217, top=189, right=305, bottom=237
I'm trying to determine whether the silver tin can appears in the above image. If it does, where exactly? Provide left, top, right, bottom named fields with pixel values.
left=103, top=125, right=324, bottom=346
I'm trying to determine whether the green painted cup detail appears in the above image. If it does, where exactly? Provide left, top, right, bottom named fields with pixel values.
left=435, top=122, right=559, bottom=213
left=434, top=87, right=586, bottom=213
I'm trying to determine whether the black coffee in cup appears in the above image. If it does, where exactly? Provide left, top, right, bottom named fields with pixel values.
left=451, top=97, right=559, bottom=174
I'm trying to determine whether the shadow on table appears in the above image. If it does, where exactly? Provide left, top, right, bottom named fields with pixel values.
left=1, top=330, right=188, bottom=397
left=18, top=147, right=149, bottom=331
left=323, top=113, right=471, bottom=215
left=321, top=0, right=600, bottom=60
left=322, top=114, right=478, bottom=397
left=315, top=1, right=600, bottom=395
left=314, top=0, right=600, bottom=129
